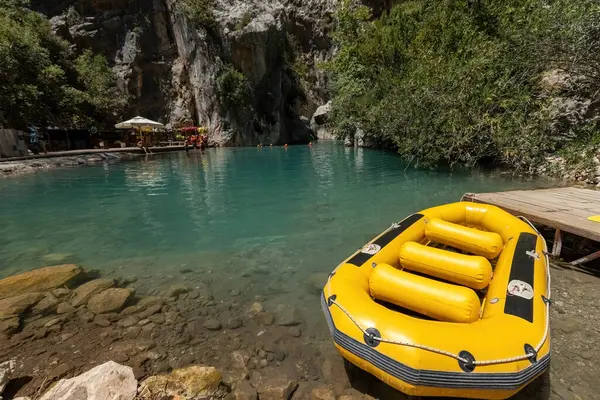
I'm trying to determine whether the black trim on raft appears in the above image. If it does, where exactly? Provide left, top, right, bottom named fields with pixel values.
left=504, top=232, right=537, bottom=323
left=321, top=294, right=550, bottom=390
left=347, top=213, right=424, bottom=267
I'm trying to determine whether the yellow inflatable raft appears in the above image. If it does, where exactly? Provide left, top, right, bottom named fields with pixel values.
left=322, top=202, right=551, bottom=400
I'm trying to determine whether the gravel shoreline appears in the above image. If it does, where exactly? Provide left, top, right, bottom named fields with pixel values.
left=0, top=260, right=598, bottom=399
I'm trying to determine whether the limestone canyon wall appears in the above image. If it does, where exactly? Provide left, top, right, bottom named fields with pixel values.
left=31, top=0, right=343, bottom=145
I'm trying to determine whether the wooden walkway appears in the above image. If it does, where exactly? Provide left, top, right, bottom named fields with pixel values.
left=462, top=187, right=600, bottom=265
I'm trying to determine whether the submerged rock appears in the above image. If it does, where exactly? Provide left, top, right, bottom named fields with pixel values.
left=70, top=278, right=115, bottom=307
left=87, top=288, right=133, bottom=314
left=138, top=365, right=222, bottom=399
left=274, top=305, right=302, bottom=326
left=203, top=319, right=222, bottom=331
left=230, top=350, right=250, bottom=369
left=164, top=284, right=189, bottom=298
left=42, top=253, right=78, bottom=265
left=38, top=361, right=137, bottom=400
left=0, top=264, right=82, bottom=300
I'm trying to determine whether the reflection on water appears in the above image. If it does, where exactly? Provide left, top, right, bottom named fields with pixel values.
left=0, top=143, right=557, bottom=299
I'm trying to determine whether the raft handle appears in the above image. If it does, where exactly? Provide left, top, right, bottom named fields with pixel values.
left=458, top=351, right=476, bottom=372
left=364, top=328, right=381, bottom=348
left=524, top=344, right=538, bottom=364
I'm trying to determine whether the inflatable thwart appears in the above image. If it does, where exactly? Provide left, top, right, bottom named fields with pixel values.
left=322, top=202, right=551, bottom=400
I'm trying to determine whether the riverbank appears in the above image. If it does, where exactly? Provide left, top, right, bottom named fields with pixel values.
left=0, top=263, right=599, bottom=399
left=0, top=146, right=187, bottom=178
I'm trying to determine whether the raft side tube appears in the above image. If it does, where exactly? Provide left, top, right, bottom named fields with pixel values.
left=399, top=242, right=493, bottom=290
left=424, top=218, right=504, bottom=259
left=368, top=264, right=481, bottom=323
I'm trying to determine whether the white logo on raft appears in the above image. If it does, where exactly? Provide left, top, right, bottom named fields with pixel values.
left=507, top=279, right=534, bottom=300
left=361, top=243, right=381, bottom=255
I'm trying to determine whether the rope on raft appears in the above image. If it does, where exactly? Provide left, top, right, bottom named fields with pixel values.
left=326, top=215, right=551, bottom=367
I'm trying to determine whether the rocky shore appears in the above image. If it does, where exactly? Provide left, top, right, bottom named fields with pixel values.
left=0, top=152, right=141, bottom=178
left=0, top=261, right=599, bottom=400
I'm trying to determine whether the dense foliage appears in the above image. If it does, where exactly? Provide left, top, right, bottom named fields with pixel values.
left=180, top=0, right=216, bottom=28
left=216, top=65, right=253, bottom=111
left=326, top=0, right=600, bottom=171
left=0, top=0, right=124, bottom=129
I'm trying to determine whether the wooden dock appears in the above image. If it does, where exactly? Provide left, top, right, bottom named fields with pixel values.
left=462, top=187, right=600, bottom=266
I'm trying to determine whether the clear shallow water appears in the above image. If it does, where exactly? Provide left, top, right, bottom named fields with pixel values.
left=0, top=143, right=556, bottom=300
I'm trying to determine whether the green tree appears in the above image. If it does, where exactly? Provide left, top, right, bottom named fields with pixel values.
left=0, top=0, right=124, bottom=129
left=325, top=0, right=600, bottom=172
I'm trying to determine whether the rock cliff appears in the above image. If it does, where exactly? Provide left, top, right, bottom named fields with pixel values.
left=31, top=0, right=345, bottom=146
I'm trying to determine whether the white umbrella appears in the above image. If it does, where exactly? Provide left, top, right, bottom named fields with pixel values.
left=115, top=117, right=164, bottom=153
left=115, top=116, right=165, bottom=129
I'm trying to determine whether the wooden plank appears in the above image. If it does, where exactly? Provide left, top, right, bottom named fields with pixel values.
left=552, top=229, right=563, bottom=257
left=462, top=188, right=600, bottom=243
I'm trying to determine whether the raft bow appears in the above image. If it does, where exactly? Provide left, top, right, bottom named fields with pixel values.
left=322, top=202, right=551, bottom=400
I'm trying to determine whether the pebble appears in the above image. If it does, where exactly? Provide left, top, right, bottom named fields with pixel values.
left=120, top=305, right=140, bottom=316
left=148, top=314, right=165, bottom=324
left=256, top=312, right=275, bottom=326
left=230, top=289, right=241, bottom=296
left=56, top=302, right=76, bottom=314
left=142, top=322, right=157, bottom=333
left=34, top=327, right=48, bottom=340
left=165, top=284, right=189, bottom=298
left=188, top=291, right=200, bottom=300
left=228, top=317, right=243, bottom=329
left=180, top=268, right=193, bottom=274
left=113, top=353, right=129, bottom=363
left=274, top=350, right=286, bottom=362
left=259, top=359, right=268, bottom=368
left=44, top=318, right=62, bottom=328
left=580, top=351, right=594, bottom=360
left=204, top=319, right=222, bottom=331
left=138, top=304, right=162, bottom=319
left=288, top=326, right=302, bottom=337
left=249, top=302, right=263, bottom=315
left=124, top=326, right=142, bottom=339
left=94, top=314, right=111, bottom=327
left=138, top=319, right=151, bottom=326
left=266, top=353, right=274, bottom=362
left=258, top=350, right=266, bottom=359
left=118, top=316, right=140, bottom=328
left=79, top=311, right=95, bottom=323
left=52, top=288, right=72, bottom=298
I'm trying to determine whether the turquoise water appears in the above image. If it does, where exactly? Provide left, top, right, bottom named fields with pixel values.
left=0, top=143, right=555, bottom=304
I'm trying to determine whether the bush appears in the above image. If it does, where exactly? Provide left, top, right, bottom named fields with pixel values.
left=216, top=65, right=252, bottom=110
left=325, top=0, right=600, bottom=172
left=181, top=0, right=216, bottom=28
left=0, top=0, right=124, bottom=128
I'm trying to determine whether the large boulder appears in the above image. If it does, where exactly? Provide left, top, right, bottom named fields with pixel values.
left=70, top=278, right=115, bottom=307
left=310, top=101, right=334, bottom=140
left=87, top=288, right=133, bottom=314
left=39, top=361, right=137, bottom=400
left=138, top=365, right=222, bottom=399
left=0, top=293, right=43, bottom=318
left=0, top=265, right=82, bottom=300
